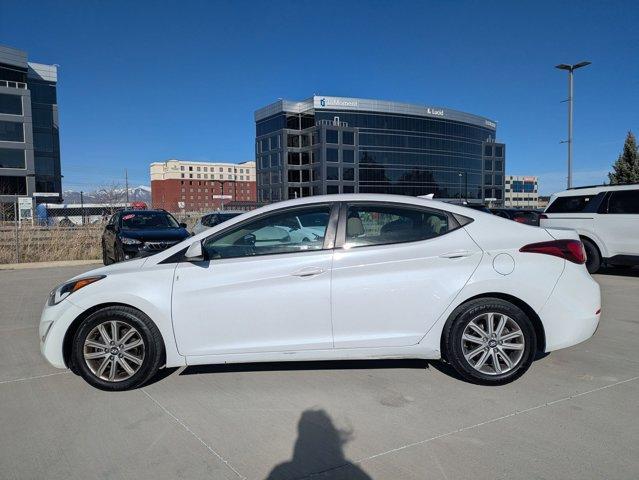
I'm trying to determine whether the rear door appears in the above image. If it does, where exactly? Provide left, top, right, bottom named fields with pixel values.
left=330, top=202, right=482, bottom=348
left=596, top=189, right=639, bottom=257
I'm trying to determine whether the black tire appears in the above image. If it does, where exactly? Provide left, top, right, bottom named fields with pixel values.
left=102, top=242, right=113, bottom=266
left=581, top=238, right=601, bottom=274
left=114, top=243, right=123, bottom=263
left=443, top=298, right=536, bottom=385
left=71, top=306, right=164, bottom=391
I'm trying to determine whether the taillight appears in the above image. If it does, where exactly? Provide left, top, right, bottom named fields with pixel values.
left=519, top=239, right=587, bottom=264
left=513, top=217, right=527, bottom=223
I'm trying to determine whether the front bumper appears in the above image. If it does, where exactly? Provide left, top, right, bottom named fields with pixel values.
left=39, top=299, right=85, bottom=369
left=121, top=240, right=181, bottom=260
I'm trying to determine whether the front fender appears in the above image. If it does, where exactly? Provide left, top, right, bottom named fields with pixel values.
left=65, top=264, right=185, bottom=368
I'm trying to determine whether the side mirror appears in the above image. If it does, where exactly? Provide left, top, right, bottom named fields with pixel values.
left=105, top=224, right=115, bottom=231
left=179, top=222, right=188, bottom=228
left=184, top=241, right=206, bottom=262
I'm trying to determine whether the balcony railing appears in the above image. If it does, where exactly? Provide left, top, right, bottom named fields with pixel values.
left=0, top=80, right=27, bottom=89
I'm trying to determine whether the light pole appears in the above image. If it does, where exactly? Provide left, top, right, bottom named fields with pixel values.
left=555, top=61, right=591, bottom=189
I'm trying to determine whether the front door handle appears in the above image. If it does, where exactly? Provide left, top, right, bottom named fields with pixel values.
left=439, top=250, right=474, bottom=259
left=290, top=266, right=325, bottom=277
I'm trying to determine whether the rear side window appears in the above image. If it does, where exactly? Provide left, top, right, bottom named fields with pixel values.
left=344, top=204, right=455, bottom=248
left=546, top=195, right=595, bottom=213
left=607, top=190, right=639, bottom=214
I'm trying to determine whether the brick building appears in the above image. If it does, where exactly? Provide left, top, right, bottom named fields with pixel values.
left=150, top=159, right=256, bottom=212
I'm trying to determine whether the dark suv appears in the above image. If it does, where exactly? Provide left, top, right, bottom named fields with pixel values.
left=102, top=210, right=190, bottom=264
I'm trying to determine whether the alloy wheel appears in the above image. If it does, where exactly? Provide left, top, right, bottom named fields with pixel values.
left=83, top=320, right=145, bottom=382
left=461, top=312, right=525, bottom=375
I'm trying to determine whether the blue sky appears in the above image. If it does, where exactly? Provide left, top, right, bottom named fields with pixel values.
left=1, top=0, right=637, bottom=194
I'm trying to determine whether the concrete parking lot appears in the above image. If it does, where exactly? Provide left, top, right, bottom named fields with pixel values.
left=1, top=264, right=638, bottom=480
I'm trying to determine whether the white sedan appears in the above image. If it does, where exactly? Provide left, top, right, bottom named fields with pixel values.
left=40, top=194, right=601, bottom=390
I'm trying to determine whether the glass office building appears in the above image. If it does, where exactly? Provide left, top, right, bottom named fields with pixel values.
left=0, top=44, right=61, bottom=209
left=255, top=96, right=505, bottom=204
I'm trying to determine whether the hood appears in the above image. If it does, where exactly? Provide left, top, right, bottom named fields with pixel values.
left=119, top=228, right=190, bottom=242
left=68, top=257, right=149, bottom=281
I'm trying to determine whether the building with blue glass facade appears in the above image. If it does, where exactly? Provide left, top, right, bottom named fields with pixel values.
left=0, top=45, right=61, bottom=210
left=254, top=95, right=505, bottom=204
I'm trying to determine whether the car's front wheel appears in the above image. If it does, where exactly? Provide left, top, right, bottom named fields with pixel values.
left=102, top=242, right=112, bottom=266
left=71, top=306, right=164, bottom=391
left=443, top=298, right=536, bottom=385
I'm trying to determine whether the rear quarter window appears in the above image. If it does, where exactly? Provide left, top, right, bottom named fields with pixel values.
left=546, top=195, right=595, bottom=213
left=607, top=189, right=639, bottom=214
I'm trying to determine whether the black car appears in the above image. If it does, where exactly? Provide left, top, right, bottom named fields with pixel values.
left=489, top=208, right=541, bottom=226
left=102, top=210, right=190, bottom=264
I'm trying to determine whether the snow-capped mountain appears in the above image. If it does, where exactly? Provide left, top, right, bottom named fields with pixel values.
left=62, top=185, right=151, bottom=204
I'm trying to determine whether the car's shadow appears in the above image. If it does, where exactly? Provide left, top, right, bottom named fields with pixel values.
left=144, top=353, right=554, bottom=387
left=143, top=358, right=473, bottom=385
left=596, top=266, right=639, bottom=278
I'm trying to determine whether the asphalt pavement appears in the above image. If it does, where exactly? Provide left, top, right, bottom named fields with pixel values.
left=1, top=264, right=638, bottom=480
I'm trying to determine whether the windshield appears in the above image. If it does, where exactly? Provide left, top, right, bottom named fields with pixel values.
left=120, top=212, right=179, bottom=230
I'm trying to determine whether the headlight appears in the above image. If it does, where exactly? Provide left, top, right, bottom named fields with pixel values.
left=48, top=276, right=105, bottom=306
left=120, top=237, right=142, bottom=245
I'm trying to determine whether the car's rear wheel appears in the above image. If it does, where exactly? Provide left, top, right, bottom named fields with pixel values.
left=581, top=238, right=601, bottom=274
left=72, top=306, right=164, bottom=391
left=443, top=298, right=536, bottom=385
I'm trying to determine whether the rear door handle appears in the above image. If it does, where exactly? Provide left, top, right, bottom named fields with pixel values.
left=439, top=250, right=474, bottom=259
left=290, top=266, right=325, bottom=277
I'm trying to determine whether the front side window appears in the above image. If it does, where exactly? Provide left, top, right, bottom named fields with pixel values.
left=344, top=204, right=453, bottom=248
left=202, top=205, right=332, bottom=259
left=546, top=195, right=594, bottom=213
left=607, top=190, right=639, bottom=214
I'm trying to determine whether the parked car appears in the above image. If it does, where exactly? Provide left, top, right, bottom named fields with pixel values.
left=42, top=194, right=600, bottom=390
left=192, top=211, right=243, bottom=235
left=101, top=209, right=190, bottom=264
left=490, top=208, right=541, bottom=226
left=540, top=184, right=639, bottom=273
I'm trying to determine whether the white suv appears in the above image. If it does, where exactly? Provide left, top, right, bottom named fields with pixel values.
left=540, top=184, right=639, bottom=273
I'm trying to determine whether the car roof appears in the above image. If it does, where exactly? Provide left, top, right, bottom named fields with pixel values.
left=239, top=193, right=487, bottom=218
left=552, top=183, right=639, bottom=197
left=201, top=210, right=244, bottom=216
left=118, top=209, right=172, bottom=215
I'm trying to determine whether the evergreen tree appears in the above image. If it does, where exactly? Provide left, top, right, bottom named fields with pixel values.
left=608, top=131, right=639, bottom=184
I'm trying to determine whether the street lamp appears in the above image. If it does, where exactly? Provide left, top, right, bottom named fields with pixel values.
left=555, top=61, right=591, bottom=189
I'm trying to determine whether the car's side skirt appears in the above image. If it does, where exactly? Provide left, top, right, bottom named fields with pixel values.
left=179, top=343, right=439, bottom=368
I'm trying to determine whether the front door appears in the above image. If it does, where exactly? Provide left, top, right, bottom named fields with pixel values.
left=331, top=202, right=482, bottom=348
left=171, top=203, right=337, bottom=357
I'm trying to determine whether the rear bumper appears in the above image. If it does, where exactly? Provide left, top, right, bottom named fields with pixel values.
left=539, top=262, right=601, bottom=352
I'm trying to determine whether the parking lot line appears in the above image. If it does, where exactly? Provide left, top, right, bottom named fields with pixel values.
left=310, top=374, right=639, bottom=479
left=0, top=370, right=69, bottom=385
left=141, top=388, right=248, bottom=480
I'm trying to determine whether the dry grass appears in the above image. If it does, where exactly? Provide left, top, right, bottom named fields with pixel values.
left=0, top=225, right=102, bottom=264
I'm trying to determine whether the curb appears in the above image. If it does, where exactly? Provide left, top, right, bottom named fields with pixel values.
left=0, top=259, right=101, bottom=270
